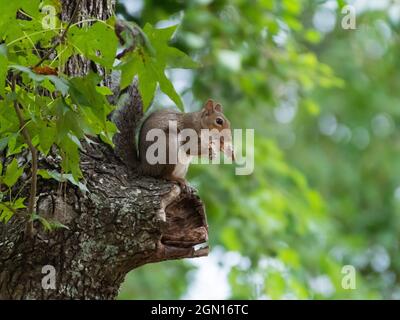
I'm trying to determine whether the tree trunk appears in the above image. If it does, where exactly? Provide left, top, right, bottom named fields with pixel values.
left=0, top=0, right=208, bottom=300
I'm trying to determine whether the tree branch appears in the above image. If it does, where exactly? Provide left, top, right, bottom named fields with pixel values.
left=0, top=137, right=209, bottom=299
left=0, top=0, right=209, bottom=300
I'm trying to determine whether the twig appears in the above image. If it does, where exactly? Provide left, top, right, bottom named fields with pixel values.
left=11, top=75, right=37, bottom=239
left=7, top=0, right=83, bottom=238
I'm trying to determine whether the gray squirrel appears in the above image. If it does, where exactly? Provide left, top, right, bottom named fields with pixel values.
left=112, top=86, right=234, bottom=188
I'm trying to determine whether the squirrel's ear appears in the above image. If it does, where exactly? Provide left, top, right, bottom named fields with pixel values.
left=203, top=99, right=214, bottom=114
left=214, top=103, right=223, bottom=113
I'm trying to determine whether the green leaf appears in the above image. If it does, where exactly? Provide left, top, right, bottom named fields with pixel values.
left=37, top=215, right=52, bottom=231
left=3, top=158, right=23, bottom=187
left=48, top=220, right=70, bottom=230
left=120, top=52, right=183, bottom=110
left=0, top=44, right=8, bottom=98
left=47, top=75, right=70, bottom=96
left=19, top=0, right=42, bottom=17
left=60, top=136, right=82, bottom=180
left=0, top=206, right=13, bottom=223
left=155, top=66, right=183, bottom=108
left=0, top=2, right=19, bottom=39
left=118, top=23, right=197, bottom=110
left=120, top=58, right=137, bottom=90
left=96, top=86, right=113, bottom=96
left=31, top=213, right=70, bottom=231
left=54, top=99, right=86, bottom=140
left=144, top=23, right=178, bottom=43
left=163, top=47, right=200, bottom=69
left=0, top=136, right=8, bottom=152
left=69, top=72, right=105, bottom=107
left=38, top=169, right=89, bottom=193
left=143, top=24, right=199, bottom=69
left=6, top=134, right=16, bottom=156
left=99, top=120, right=118, bottom=146
left=13, top=197, right=26, bottom=210
left=69, top=20, right=118, bottom=69
left=38, top=125, right=56, bottom=155
left=69, top=73, right=115, bottom=137
left=37, top=169, right=51, bottom=179
left=137, top=60, right=157, bottom=108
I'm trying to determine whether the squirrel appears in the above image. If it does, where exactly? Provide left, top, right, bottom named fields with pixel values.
left=112, top=86, right=234, bottom=190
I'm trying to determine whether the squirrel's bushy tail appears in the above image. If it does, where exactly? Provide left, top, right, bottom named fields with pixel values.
left=111, top=83, right=143, bottom=170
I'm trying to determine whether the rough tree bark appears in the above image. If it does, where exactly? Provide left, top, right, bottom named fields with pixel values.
left=0, top=0, right=209, bottom=299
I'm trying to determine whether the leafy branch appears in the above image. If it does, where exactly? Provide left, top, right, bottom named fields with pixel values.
left=3, top=1, right=82, bottom=238
left=10, top=75, right=37, bottom=238
left=32, top=0, right=82, bottom=68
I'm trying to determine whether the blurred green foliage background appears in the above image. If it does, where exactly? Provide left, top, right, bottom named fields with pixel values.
left=117, top=0, right=400, bottom=299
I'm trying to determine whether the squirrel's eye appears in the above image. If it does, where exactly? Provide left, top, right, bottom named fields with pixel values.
left=216, top=118, right=224, bottom=126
